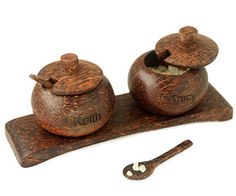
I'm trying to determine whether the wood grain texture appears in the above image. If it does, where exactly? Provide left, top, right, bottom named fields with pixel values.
left=155, top=26, right=218, bottom=69
left=5, top=84, right=233, bottom=167
left=32, top=77, right=115, bottom=137
left=123, top=140, right=193, bottom=180
left=30, top=53, right=115, bottom=137
left=128, top=50, right=208, bottom=115
left=49, top=60, right=103, bottom=96
left=37, top=54, right=103, bottom=96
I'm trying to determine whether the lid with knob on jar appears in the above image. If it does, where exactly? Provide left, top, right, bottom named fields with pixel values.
left=155, top=26, right=219, bottom=69
left=30, top=53, right=103, bottom=95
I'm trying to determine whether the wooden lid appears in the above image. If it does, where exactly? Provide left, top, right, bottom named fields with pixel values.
left=31, top=53, right=103, bottom=95
left=155, top=26, right=218, bottom=69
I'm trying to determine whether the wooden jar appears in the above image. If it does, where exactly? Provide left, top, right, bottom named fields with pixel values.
left=128, top=26, right=218, bottom=115
left=30, top=53, right=115, bottom=137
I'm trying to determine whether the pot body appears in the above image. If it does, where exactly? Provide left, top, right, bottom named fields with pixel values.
left=128, top=50, right=208, bottom=115
left=32, top=77, right=115, bottom=137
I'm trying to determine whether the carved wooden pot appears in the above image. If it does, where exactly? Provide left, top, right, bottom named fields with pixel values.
left=30, top=53, right=115, bottom=137
left=128, top=26, right=218, bottom=115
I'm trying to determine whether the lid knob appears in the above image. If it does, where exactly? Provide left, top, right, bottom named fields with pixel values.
left=60, top=53, right=79, bottom=74
left=179, top=26, right=198, bottom=48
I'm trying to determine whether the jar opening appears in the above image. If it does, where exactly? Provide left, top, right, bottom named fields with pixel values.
left=144, top=51, right=189, bottom=76
left=149, top=65, right=189, bottom=75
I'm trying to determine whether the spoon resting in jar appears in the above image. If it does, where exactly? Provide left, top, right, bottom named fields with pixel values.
left=123, top=140, right=193, bottom=180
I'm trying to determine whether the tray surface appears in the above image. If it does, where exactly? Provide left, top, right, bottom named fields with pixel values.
left=5, top=84, right=233, bottom=167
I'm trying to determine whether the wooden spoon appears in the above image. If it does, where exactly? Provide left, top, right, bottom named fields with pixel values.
left=123, top=140, right=193, bottom=180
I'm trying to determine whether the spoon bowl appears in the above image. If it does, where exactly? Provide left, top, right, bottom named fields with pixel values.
left=123, top=161, right=155, bottom=180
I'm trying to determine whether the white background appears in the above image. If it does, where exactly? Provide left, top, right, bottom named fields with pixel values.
left=0, top=0, right=236, bottom=195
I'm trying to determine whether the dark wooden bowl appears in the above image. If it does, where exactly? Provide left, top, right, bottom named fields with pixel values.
left=32, top=77, right=115, bottom=137
left=31, top=53, right=115, bottom=137
left=128, top=50, right=208, bottom=115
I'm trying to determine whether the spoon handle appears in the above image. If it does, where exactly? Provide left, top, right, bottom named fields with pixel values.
left=29, top=74, right=53, bottom=88
left=151, top=140, right=193, bottom=166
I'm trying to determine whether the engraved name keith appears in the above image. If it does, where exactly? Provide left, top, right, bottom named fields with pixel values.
left=172, top=94, right=196, bottom=103
left=74, top=113, right=101, bottom=126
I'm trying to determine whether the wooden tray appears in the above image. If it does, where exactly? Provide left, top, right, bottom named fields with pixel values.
left=5, top=84, right=233, bottom=167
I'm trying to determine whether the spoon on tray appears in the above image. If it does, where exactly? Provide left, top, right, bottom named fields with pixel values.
left=123, top=140, right=193, bottom=180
